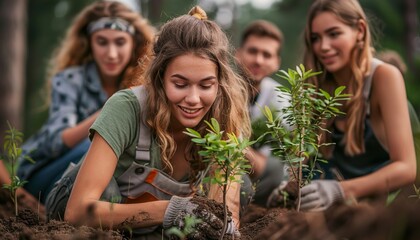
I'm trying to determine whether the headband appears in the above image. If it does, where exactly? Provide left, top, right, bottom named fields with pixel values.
left=87, top=17, right=135, bottom=35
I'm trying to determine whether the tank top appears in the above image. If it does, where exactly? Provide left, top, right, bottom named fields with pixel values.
left=329, top=59, right=390, bottom=179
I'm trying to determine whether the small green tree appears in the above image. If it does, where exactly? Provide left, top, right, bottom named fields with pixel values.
left=2, top=121, right=34, bottom=216
left=185, top=118, right=252, bottom=239
left=165, top=215, right=203, bottom=239
left=263, top=64, right=350, bottom=211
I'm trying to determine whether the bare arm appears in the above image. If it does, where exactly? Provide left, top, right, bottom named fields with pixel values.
left=0, top=161, right=45, bottom=212
left=61, top=110, right=101, bottom=148
left=341, top=64, right=416, bottom=198
left=245, top=147, right=267, bottom=180
left=0, top=160, right=11, bottom=185
left=65, top=133, right=169, bottom=228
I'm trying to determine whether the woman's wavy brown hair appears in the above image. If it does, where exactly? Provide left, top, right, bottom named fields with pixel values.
left=45, top=1, right=154, bottom=96
left=144, top=6, right=251, bottom=179
left=303, top=0, right=373, bottom=156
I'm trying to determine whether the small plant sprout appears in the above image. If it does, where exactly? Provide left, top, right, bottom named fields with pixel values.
left=165, top=214, right=203, bottom=239
left=2, top=121, right=35, bottom=216
left=109, top=195, right=122, bottom=229
left=408, top=184, right=420, bottom=199
left=185, top=118, right=253, bottom=239
left=263, top=64, right=350, bottom=211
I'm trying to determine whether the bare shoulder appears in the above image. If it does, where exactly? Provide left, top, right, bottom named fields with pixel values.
left=372, top=62, right=404, bottom=87
left=371, top=62, right=406, bottom=98
left=371, top=61, right=408, bottom=114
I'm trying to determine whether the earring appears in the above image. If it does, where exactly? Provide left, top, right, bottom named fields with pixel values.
left=357, top=39, right=364, bottom=50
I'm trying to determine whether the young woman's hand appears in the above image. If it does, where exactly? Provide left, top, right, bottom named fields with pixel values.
left=266, top=180, right=288, bottom=208
left=300, top=180, right=344, bottom=211
left=163, top=195, right=237, bottom=239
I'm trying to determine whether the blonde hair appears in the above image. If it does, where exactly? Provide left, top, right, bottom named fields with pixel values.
left=45, top=1, right=154, bottom=97
left=144, top=6, right=251, bottom=177
left=303, top=0, right=373, bottom=156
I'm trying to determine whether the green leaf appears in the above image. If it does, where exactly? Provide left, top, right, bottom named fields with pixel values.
left=24, top=155, right=36, bottom=164
left=263, top=106, right=274, bottom=123
left=191, top=138, right=206, bottom=144
left=296, top=65, right=302, bottom=77
left=319, top=89, right=331, bottom=99
left=210, top=118, right=220, bottom=133
left=334, top=86, right=346, bottom=96
left=184, top=129, right=201, bottom=138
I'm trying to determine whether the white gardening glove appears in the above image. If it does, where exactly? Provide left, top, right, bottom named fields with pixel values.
left=266, top=180, right=289, bottom=208
left=163, top=196, right=237, bottom=239
left=300, top=180, right=344, bottom=211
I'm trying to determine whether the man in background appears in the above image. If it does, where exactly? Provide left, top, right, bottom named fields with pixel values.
left=236, top=20, right=289, bottom=207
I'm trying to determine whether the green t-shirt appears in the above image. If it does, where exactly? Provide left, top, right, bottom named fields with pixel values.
left=90, top=89, right=161, bottom=178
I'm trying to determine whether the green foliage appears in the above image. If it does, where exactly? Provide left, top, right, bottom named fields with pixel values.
left=2, top=121, right=34, bottom=216
left=250, top=117, right=275, bottom=150
left=184, top=118, right=253, bottom=238
left=165, top=215, right=203, bottom=240
left=280, top=189, right=290, bottom=209
left=185, top=118, right=253, bottom=187
left=263, top=64, right=350, bottom=210
left=386, top=189, right=401, bottom=206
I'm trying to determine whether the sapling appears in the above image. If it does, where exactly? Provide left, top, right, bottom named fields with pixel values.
left=185, top=118, right=253, bottom=239
left=165, top=215, right=203, bottom=239
left=2, top=121, right=35, bottom=216
left=263, top=64, right=350, bottom=211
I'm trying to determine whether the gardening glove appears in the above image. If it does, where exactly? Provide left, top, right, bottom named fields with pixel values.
left=300, top=180, right=344, bottom=211
left=266, top=180, right=289, bottom=208
left=163, top=196, right=237, bottom=239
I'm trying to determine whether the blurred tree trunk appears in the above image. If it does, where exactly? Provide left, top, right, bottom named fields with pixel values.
left=403, top=0, right=418, bottom=73
left=0, top=0, right=26, bottom=150
left=148, top=0, right=163, bottom=24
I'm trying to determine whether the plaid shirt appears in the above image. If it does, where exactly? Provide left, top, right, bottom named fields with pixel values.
left=18, top=62, right=109, bottom=180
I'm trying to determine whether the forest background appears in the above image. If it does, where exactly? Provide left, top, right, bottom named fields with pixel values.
left=0, top=0, right=419, bottom=151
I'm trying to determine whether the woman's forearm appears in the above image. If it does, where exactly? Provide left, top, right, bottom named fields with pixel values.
left=341, top=160, right=416, bottom=199
left=0, top=161, right=11, bottom=185
left=245, top=147, right=267, bottom=180
left=62, top=110, right=101, bottom=148
left=65, top=199, right=169, bottom=229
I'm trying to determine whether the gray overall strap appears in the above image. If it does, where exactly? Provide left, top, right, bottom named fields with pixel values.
left=363, top=58, right=383, bottom=116
left=131, top=86, right=151, bottom=162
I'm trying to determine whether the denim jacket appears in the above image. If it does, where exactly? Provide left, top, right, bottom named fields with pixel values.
left=17, top=62, right=108, bottom=180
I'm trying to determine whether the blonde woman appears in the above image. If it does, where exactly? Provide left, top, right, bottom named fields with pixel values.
left=298, top=0, right=416, bottom=211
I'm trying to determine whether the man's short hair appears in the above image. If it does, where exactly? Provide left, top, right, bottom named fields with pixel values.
left=376, top=50, right=407, bottom=75
left=240, top=20, right=284, bottom=52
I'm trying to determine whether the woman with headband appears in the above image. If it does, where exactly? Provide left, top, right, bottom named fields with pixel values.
left=17, top=1, right=155, bottom=204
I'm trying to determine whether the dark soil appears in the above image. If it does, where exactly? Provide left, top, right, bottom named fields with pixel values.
left=0, top=188, right=123, bottom=240
left=239, top=182, right=420, bottom=240
left=2, top=183, right=420, bottom=240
